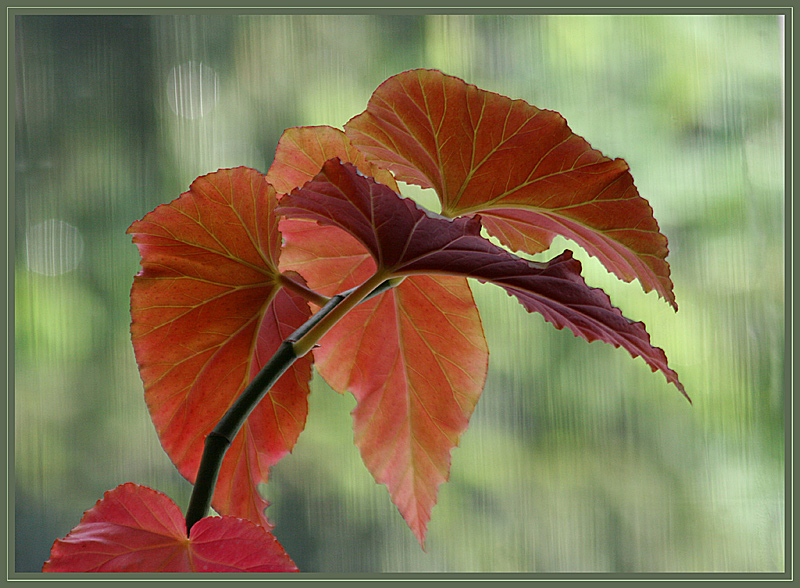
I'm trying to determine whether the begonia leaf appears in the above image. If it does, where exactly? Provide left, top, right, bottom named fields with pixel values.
left=344, top=68, right=677, bottom=308
left=280, top=218, right=488, bottom=546
left=326, top=274, right=488, bottom=548
left=127, top=167, right=313, bottom=530
left=267, top=130, right=490, bottom=546
left=42, top=483, right=298, bottom=573
left=266, top=125, right=399, bottom=195
left=278, top=159, right=687, bottom=403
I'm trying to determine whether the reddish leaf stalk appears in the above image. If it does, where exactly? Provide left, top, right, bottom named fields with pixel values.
left=279, top=272, right=331, bottom=307
left=184, top=277, right=397, bottom=534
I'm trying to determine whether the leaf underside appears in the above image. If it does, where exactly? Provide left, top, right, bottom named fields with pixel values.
left=278, top=159, right=687, bottom=403
left=344, top=68, right=676, bottom=308
left=279, top=220, right=488, bottom=548
left=269, top=127, right=491, bottom=545
left=127, top=167, right=313, bottom=530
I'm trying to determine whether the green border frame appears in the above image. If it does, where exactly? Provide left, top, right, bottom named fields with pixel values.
left=4, top=3, right=793, bottom=584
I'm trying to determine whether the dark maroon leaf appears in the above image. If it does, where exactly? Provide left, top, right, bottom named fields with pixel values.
left=278, top=159, right=688, bottom=401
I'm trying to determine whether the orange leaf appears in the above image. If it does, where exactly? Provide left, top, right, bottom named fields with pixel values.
left=319, top=276, right=487, bottom=547
left=279, top=222, right=488, bottom=547
left=42, top=484, right=298, bottom=572
left=266, top=125, right=399, bottom=195
left=267, top=128, right=490, bottom=544
left=127, top=168, right=313, bottom=529
left=345, top=68, right=676, bottom=308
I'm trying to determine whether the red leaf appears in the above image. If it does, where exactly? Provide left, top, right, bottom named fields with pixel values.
left=266, top=126, right=491, bottom=545
left=42, top=484, right=298, bottom=573
left=279, top=219, right=377, bottom=296
left=336, top=276, right=488, bottom=547
left=278, top=159, right=688, bottom=402
left=344, top=68, right=676, bottom=308
left=279, top=217, right=488, bottom=547
left=266, top=125, right=399, bottom=195
left=127, top=167, right=313, bottom=529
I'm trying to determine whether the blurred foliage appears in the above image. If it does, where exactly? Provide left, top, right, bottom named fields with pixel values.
left=13, top=14, right=784, bottom=573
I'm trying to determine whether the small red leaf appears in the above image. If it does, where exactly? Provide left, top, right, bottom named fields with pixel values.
left=345, top=68, right=676, bottom=308
left=127, top=167, right=313, bottom=529
left=279, top=220, right=376, bottom=296
left=266, top=125, right=399, bottom=195
left=278, top=159, right=687, bottom=401
left=42, top=484, right=298, bottom=573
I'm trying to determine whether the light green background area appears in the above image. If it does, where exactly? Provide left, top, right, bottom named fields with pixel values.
left=13, top=14, right=785, bottom=573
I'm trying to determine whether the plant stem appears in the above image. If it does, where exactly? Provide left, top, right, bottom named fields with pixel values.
left=183, top=275, right=396, bottom=535
left=292, top=273, right=390, bottom=358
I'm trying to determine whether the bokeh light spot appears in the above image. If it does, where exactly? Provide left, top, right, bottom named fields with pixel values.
left=166, top=61, right=219, bottom=119
left=25, top=219, right=85, bottom=276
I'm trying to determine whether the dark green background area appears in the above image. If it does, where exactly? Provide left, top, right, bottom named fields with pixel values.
left=12, top=13, right=785, bottom=574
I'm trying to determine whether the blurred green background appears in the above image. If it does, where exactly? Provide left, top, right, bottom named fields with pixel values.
left=13, top=13, right=785, bottom=573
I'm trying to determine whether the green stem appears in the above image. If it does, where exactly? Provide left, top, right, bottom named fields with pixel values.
left=184, top=275, right=396, bottom=535
left=292, top=272, right=389, bottom=357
